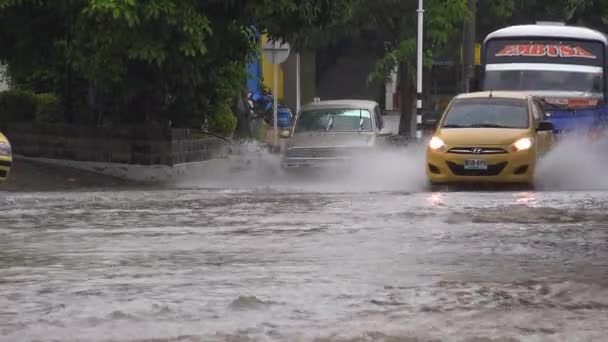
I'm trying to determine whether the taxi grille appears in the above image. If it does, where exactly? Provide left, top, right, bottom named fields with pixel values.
left=0, top=160, right=12, bottom=167
left=447, top=161, right=507, bottom=176
left=0, top=170, right=6, bottom=178
left=447, top=147, right=507, bottom=155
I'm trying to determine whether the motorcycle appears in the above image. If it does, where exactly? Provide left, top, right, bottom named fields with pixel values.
left=247, top=88, right=273, bottom=122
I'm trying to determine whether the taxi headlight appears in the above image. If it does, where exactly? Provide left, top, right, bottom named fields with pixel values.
left=429, top=136, right=447, bottom=152
left=512, top=137, right=532, bottom=151
left=0, top=142, right=11, bottom=156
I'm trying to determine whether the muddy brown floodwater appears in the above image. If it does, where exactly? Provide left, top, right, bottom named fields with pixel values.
left=2, top=139, right=608, bottom=341
left=2, top=187, right=608, bottom=342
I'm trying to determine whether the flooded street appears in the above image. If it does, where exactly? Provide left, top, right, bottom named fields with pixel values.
left=7, top=1, right=608, bottom=340
left=2, top=187, right=608, bottom=341
left=2, top=142, right=608, bottom=342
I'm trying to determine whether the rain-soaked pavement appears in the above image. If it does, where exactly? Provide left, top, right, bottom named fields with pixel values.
left=1, top=138, right=608, bottom=342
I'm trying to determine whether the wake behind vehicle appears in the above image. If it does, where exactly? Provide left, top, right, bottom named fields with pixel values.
left=481, top=23, right=608, bottom=137
left=0, top=132, right=12, bottom=183
left=282, top=100, right=385, bottom=170
left=426, top=91, right=554, bottom=187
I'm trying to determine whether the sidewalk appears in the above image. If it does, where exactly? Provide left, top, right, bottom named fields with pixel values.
left=0, top=158, right=141, bottom=192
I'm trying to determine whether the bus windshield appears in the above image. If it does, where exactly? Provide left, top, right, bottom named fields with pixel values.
left=484, top=69, right=603, bottom=93
left=483, top=39, right=605, bottom=95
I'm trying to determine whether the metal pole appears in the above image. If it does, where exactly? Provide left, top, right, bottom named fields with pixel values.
left=416, top=0, right=424, bottom=140
left=296, top=53, right=301, bottom=114
left=273, top=62, right=279, bottom=149
left=463, top=0, right=476, bottom=93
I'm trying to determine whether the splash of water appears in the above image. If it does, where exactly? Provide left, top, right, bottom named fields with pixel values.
left=174, top=134, right=608, bottom=193
left=535, top=135, right=608, bottom=191
left=173, top=141, right=428, bottom=193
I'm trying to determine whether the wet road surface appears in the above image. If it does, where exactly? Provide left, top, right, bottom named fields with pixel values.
left=2, top=186, right=608, bottom=341
left=2, top=140, right=608, bottom=341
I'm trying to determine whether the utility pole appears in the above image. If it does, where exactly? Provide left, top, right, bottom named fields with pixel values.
left=415, top=0, right=424, bottom=140
left=398, top=61, right=410, bottom=136
left=262, top=39, right=290, bottom=151
left=463, top=0, right=477, bottom=93
left=400, top=0, right=424, bottom=138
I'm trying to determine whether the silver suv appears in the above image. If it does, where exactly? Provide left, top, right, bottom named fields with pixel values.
left=282, top=100, right=385, bottom=169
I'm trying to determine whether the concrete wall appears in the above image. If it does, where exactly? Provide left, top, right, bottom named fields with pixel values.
left=316, top=53, right=382, bottom=101
left=170, top=129, right=230, bottom=165
left=282, top=53, right=298, bottom=113
left=282, top=50, right=317, bottom=112
left=315, top=42, right=384, bottom=104
left=0, top=123, right=230, bottom=167
left=300, top=51, right=317, bottom=107
left=0, top=64, right=9, bottom=92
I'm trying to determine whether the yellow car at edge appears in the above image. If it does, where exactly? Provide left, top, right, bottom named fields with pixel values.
left=426, top=91, right=554, bottom=186
left=0, top=132, right=12, bottom=183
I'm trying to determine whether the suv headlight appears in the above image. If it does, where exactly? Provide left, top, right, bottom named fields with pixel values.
left=0, top=141, right=11, bottom=156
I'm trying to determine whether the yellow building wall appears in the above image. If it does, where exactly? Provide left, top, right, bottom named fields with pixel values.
left=260, top=34, right=284, bottom=100
left=459, top=43, right=482, bottom=65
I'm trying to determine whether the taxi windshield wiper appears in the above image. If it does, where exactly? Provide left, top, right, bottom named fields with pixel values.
left=442, top=124, right=467, bottom=128
left=470, top=124, right=511, bottom=128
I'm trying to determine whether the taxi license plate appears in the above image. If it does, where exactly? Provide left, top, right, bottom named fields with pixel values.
left=464, top=159, right=488, bottom=170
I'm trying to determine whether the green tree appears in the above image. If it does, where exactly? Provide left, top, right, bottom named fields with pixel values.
left=0, top=0, right=354, bottom=135
left=4, top=0, right=602, bottom=137
left=477, top=0, right=608, bottom=38
left=328, top=0, right=470, bottom=135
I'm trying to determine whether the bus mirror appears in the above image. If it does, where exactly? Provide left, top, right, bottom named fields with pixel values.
left=593, top=77, right=602, bottom=92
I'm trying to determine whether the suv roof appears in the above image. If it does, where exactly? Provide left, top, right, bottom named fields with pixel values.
left=301, top=99, right=379, bottom=111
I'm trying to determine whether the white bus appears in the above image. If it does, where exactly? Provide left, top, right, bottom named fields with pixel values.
left=481, top=23, right=608, bottom=134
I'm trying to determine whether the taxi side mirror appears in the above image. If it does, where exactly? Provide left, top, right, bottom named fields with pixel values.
left=422, top=119, right=438, bottom=130
left=537, top=121, right=554, bottom=132
left=420, top=116, right=439, bottom=134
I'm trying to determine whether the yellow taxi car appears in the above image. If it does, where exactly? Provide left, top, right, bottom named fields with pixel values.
left=0, top=132, right=12, bottom=183
left=426, top=91, right=554, bottom=186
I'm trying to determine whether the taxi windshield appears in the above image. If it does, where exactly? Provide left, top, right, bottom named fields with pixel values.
left=442, top=98, right=529, bottom=129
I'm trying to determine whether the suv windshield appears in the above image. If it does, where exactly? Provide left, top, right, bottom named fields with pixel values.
left=295, top=108, right=372, bottom=132
left=442, top=98, right=529, bottom=129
